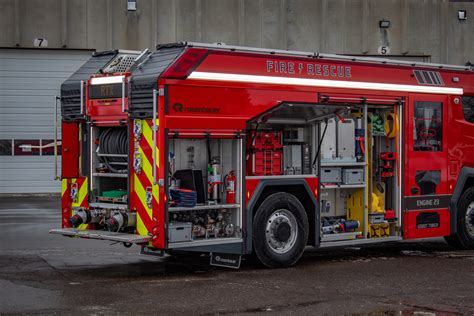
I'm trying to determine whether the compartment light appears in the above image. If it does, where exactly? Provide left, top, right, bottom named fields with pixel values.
left=90, top=75, right=125, bottom=85
left=379, top=19, right=391, bottom=28
left=127, top=0, right=137, bottom=11
left=188, top=72, right=463, bottom=95
left=458, top=10, right=467, bottom=21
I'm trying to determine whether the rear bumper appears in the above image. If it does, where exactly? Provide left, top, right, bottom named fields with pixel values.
left=49, top=228, right=151, bottom=244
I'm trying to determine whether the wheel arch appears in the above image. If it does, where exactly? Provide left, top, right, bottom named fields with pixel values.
left=247, top=179, right=319, bottom=249
left=450, top=166, right=474, bottom=235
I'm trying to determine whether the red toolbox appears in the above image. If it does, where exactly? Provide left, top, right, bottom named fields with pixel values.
left=247, top=150, right=283, bottom=176
left=248, top=131, right=282, bottom=150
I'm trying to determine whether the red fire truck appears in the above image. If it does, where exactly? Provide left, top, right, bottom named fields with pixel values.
left=51, top=42, right=474, bottom=268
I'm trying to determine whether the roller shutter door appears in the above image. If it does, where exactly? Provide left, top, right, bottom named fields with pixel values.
left=0, top=49, right=92, bottom=194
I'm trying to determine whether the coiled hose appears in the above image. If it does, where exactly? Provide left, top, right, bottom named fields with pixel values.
left=99, top=128, right=128, bottom=173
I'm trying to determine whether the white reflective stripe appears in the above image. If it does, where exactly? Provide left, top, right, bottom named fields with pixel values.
left=188, top=71, right=463, bottom=95
left=90, top=75, right=125, bottom=85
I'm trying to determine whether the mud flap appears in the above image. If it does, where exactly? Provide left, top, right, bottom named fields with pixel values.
left=210, top=252, right=241, bottom=269
left=140, top=246, right=164, bottom=257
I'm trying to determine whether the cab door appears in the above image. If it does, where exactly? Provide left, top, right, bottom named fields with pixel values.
left=404, top=94, right=451, bottom=239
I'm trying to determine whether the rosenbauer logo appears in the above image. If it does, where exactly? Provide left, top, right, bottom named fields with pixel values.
left=172, top=103, right=220, bottom=113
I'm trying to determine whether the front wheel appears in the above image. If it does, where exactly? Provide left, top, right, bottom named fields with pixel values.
left=444, top=187, right=474, bottom=249
left=253, top=192, right=308, bottom=268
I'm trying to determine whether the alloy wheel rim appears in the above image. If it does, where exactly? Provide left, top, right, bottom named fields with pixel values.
left=265, top=209, right=298, bottom=254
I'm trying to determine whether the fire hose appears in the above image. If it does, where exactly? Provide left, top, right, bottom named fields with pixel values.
left=99, top=128, right=128, bottom=173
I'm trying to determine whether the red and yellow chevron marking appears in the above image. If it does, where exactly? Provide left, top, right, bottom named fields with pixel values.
left=132, top=119, right=160, bottom=238
left=61, top=177, right=89, bottom=229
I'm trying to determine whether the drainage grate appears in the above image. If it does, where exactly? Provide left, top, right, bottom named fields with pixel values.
left=413, top=70, right=444, bottom=86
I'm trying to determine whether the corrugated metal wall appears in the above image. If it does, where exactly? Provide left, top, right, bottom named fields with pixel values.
left=0, top=49, right=92, bottom=194
left=0, top=0, right=472, bottom=65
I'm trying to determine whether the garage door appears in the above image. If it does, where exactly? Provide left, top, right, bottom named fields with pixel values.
left=0, top=49, right=92, bottom=194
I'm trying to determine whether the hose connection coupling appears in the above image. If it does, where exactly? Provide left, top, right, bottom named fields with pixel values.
left=69, top=209, right=96, bottom=228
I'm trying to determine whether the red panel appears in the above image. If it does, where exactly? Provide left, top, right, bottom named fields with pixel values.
left=248, top=131, right=282, bottom=150
left=403, top=209, right=450, bottom=239
left=304, top=177, right=319, bottom=201
left=191, top=50, right=472, bottom=92
left=245, top=179, right=260, bottom=204
left=61, top=122, right=79, bottom=179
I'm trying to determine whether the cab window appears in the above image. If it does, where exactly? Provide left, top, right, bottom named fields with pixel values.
left=414, top=102, right=442, bottom=152
left=462, top=96, right=474, bottom=123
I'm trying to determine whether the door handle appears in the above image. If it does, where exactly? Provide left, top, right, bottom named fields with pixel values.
left=411, top=187, right=420, bottom=195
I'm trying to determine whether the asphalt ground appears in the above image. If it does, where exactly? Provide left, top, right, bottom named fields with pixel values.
left=0, top=196, right=473, bottom=315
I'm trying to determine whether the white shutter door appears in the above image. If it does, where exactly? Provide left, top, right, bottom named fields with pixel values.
left=0, top=49, right=92, bottom=193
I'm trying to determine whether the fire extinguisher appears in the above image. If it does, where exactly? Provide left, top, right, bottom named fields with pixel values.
left=225, top=170, right=236, bottom=204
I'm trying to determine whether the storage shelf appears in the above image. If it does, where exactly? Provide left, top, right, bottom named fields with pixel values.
left=321, top=183, right=366, bottom=189
left=168, top=237, right=243, bottom=249
left=92, top=172, right=128, bottom=178
left=320, top=162, right=366, bottom=167
left=169, top=203, right=241, bottom=213
left=321, top=231, right=362, bottom=242
left=320, top=236, right=402, bottom=248
left=89, top=202, right=128, bottom=210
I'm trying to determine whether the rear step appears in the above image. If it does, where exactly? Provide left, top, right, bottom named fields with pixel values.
left=49, top=228, right=151, bottom=244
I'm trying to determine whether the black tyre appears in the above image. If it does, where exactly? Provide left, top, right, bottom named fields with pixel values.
left=444, top=187, right=474, bottom=249
left=253, top=192, right=309, bottom=268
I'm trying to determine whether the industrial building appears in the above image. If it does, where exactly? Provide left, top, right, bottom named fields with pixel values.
left=0, top=0, right=472, bottom=194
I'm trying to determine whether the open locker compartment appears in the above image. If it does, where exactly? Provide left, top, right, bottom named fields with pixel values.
left=247, top=102, right=352, bottom=177
left=166, top=134, right=244, bottom=248
left=319, top=101, right=403, bottom=244
left=89, top=125, right=129, bottom=205
left=246, top=99, right=403, bottom=244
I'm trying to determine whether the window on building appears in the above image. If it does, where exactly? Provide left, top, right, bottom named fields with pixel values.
left=462, top=96, right=474, bottom=123
left=14, top=140, right=40, bottom=156
left=41, top=139, right=61, bottom=156
left=414, top=102, right=443, bottom=152
left=0, top=140, right=13, bottom=156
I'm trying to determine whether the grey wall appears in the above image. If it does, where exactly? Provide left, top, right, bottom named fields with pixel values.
left=0, top=0, right=472, bottom=65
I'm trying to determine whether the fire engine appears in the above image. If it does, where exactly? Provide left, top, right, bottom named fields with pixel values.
left=50, top=42, right=474, bottom=268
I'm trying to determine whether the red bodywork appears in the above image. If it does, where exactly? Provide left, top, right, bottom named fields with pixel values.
left=61, top=44, right=474, bottom=250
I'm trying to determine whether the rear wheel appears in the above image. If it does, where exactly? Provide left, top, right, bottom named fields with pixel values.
left=253, top=192, right=308, bottom=268
left=444, top=187, right=474, bottom=249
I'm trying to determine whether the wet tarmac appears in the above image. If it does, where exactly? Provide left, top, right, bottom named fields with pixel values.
left=1, top=196, right=474, bottom=315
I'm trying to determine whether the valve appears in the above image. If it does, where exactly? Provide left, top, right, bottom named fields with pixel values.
left=69, top=209, right=100, bottom=228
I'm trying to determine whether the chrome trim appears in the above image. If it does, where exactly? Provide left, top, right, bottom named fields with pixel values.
left=152, top=88, right=157, bottom=185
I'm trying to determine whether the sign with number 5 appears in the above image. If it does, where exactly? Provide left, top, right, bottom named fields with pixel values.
left=378, top=46, right=390, bottom=55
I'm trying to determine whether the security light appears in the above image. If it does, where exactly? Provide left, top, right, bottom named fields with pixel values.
left=458, top=10, right=467, bottom=21
left=379, top=19, right=390, bottom=28
left=127, top=0, right=137, bottom=11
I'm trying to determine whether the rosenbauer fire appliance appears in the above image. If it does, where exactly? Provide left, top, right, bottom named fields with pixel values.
left=50, top=42, right=474, bottom=268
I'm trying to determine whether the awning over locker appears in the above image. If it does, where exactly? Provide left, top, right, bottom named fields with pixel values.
left=249, top=102, right=355, bottom=125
